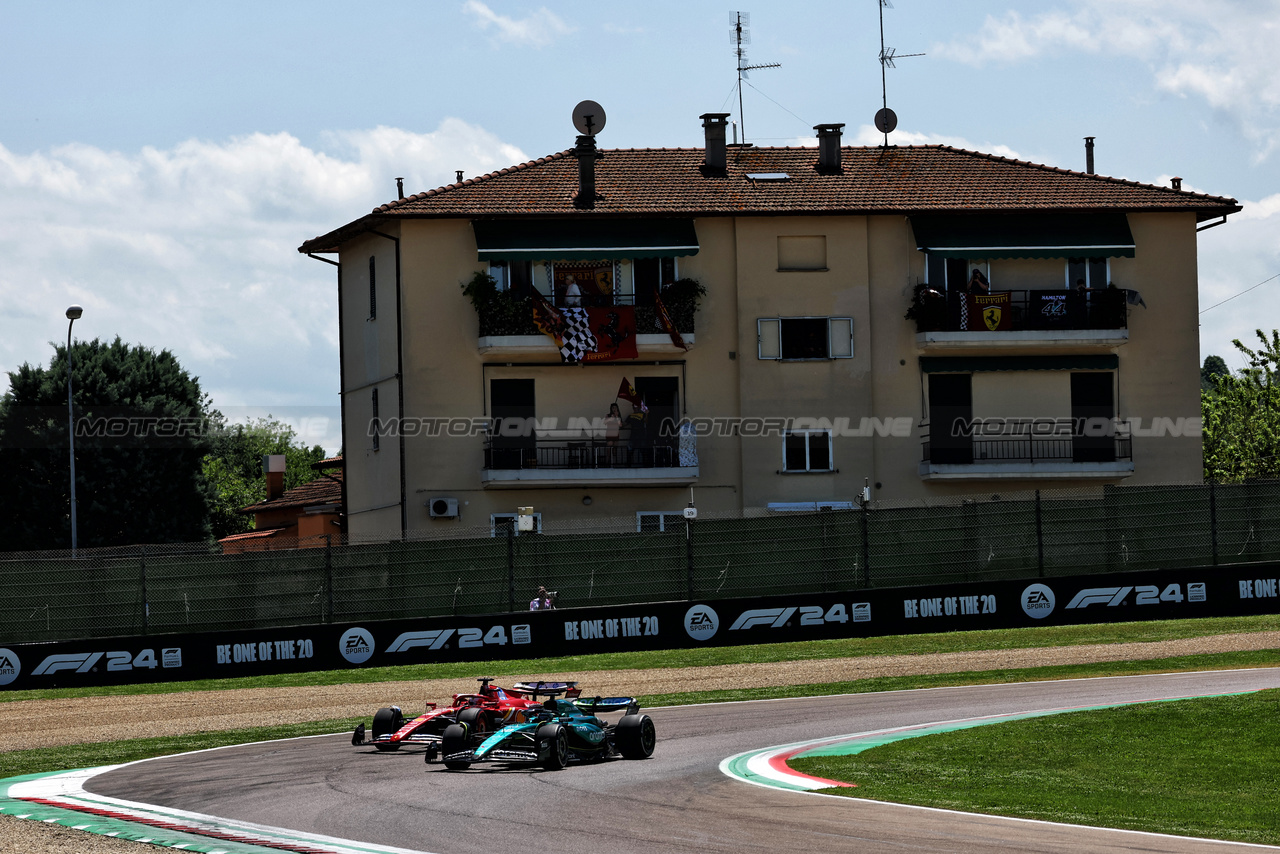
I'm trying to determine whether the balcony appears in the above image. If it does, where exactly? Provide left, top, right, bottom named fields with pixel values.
left=919, top=425, right=1134, bottom=480
left=466, top=279, right=700, bottom=356
left=910, top=288, right=1129, bottom=349
left=481, top=436, right=699, bottom=488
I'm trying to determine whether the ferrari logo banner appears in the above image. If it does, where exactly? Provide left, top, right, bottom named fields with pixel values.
left=971, top=292, right=1012, bottom=331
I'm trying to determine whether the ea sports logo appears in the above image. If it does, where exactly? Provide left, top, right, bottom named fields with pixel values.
left=0, top=648, right=20, bottom=686
left=1021, top=584, right=1056, bottom=619
left=339, top=627, right=375, bottom=664
left=684, top=605, right=719, bottom=641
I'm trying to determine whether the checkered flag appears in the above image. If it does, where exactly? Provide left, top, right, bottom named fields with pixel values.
left=558, top=307, right=597, bottom=363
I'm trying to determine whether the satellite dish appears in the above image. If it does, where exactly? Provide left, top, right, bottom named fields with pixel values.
left=572, top=100, right=606, bottom=136
left=874, top=108, right=898, bottom=134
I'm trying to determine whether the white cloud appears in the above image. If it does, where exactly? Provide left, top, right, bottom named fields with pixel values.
left=931, top=1, right=1280, bottom=157
left=0, top=121, right=528, bottom=453
left=848, top=125, right=1027, bottom=161
left=462, top=1, right=573, bottom=46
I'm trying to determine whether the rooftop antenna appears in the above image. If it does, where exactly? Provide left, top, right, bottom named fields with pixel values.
left=876, top=0, right=924, bottom=148
left=731, top=12, right=780, bottom=145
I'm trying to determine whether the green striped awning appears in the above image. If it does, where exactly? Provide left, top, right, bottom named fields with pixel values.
left=473, top=219, right=699, bottom=261
left=921, top=355, right=1119, bottom=373
left=911, top=213, right=1135, bottom=259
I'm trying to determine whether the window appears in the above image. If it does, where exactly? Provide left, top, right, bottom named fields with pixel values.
left=371, top=388, right=379, bottom=452
left=490, top=512, right=542, bottom=537
left=784, top=430, right=833, bottom=472
left=1067, top=258, right=1109, bottom=289
left=637, top=511, right=685, bottom=532
left=368, top=256, right=376, bottom=319
left=489, top=260, right=533, bottom=295
left=633, top=257, right=676, bottom=307
left=926, top=255, right=990, bottom=292
left=777, top=236, right=827, bottom=271
left=758, top=317, right=853, bottom=360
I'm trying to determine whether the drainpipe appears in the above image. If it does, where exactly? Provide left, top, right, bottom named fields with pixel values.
left=306, top=252, right=346, bottom=533
left=372, top=230, right=407, bottom=540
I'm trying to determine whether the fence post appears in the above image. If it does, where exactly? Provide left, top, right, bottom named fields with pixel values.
left=1209, top=480, right=1219, bottom=566
left=685, top=517, right=695, bottom=600
left=507, top=520, right=516, bottom=613
left=139, top=545, right=148, bottom=635
left=324, top=534, right=334, bottom=623
left=860, top=501, right=871, bottom=587
left=1035, top=489, right=1045, bottom=578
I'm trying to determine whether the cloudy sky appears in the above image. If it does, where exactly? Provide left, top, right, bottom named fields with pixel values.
left=2, top=0, right=1277, bottom=453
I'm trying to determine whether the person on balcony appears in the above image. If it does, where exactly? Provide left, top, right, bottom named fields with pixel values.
left=966, top=269, right=990, bottom=294
left=603, top=403, right=623, bottom=466
left=563, top=275, right=583, bottom=307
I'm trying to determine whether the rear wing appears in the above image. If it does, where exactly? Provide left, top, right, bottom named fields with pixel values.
left=574, top=696, right=640, bottom=715
left=510, top=681, right=582, bottom=701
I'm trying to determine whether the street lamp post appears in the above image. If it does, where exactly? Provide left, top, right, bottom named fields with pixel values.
left=66, top=305, right=83, bottom=556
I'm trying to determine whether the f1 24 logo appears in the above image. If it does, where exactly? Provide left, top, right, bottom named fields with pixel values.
left=729, top=604, right=854, bottom=631
left=1066, top=584, right=1187, bottom=609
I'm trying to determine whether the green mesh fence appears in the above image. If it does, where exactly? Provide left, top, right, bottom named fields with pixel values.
left=3, top=480, right=1279, bottom=644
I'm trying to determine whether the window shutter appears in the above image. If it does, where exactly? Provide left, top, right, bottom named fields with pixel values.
left=829, top=317, right=853, bottom=358
left=758, top=318, right=781, bottom=359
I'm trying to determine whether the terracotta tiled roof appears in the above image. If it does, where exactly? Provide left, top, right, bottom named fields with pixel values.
left=240, top=470, right=343, bottom=514
left=300, top=144, right=1240, bottom=253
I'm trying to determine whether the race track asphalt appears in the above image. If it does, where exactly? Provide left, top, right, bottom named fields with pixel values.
left=88, top=669, right=1280, bottom=854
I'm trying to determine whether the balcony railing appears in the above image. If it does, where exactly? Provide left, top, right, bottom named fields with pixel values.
left=910, top=289, right=1128, bottom=334
left=921, top=428, right=1133, bottom=466
left=484, top=436, right=697, bottom=471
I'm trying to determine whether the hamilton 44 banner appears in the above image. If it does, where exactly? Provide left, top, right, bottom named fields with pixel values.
left=531, top=290, right=637, bottom=363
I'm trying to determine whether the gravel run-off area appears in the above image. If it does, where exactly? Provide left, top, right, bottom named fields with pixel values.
left=3, top=630, right=1278, bottom=853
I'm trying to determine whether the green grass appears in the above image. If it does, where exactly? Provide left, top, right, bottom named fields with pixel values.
left=2, top=648, right=1277, bottom=780
left=2, top=612, right=1278, bottom=844
left=3, top=613, right=1277, bottom=704
left=791, top=690, right=1280, bottom=846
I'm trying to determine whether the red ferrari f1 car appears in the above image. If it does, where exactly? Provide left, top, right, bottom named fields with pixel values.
left=351, top=678, right=581, bottom=759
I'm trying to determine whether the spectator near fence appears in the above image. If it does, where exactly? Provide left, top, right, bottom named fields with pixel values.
left=529, top=586, right=555, bottom=610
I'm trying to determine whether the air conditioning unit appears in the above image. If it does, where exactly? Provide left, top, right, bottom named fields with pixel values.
left=427, top=497, right=459, bottom=518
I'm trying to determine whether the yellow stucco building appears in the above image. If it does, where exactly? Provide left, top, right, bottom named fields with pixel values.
left=300, top=115, right=1240, bottom=540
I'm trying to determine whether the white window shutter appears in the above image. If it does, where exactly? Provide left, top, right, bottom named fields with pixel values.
left=758, top=318, right=781, bottom=359
left=829, top=317, right=853, bottom=358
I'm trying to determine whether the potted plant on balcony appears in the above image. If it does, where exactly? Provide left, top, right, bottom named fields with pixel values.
left=905, top=282, right=946, bottom=331
left=461, top=271, right=538, bottom=336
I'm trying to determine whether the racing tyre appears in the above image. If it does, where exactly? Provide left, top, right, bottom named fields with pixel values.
left=457, top=707, right=489, bottom=737
left=371, top=707, right=404, bottom=752
left=615, top=713, right=656, bottom=759
left=441, top=723, right=472, bottom=770
left=538, top=724, right=568, bottom=771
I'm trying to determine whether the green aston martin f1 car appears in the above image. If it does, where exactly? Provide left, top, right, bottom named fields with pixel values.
left=433, top=681, right=656, bottom=771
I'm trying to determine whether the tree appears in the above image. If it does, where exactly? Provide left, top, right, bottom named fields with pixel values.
left=203, top=417, right=327, bottom=539
left=1202, top=330, right=1280, bottom=482
left=0, top=337, right=214, bottom=550
left=1201, top=354, right=1229, bottom=392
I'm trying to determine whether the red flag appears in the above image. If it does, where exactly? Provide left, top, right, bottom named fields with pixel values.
left=653, top=291, right=689, bottom=351
left=617, top=378, right=641, bottom=406
left=530, top=288, right=568, bottom=347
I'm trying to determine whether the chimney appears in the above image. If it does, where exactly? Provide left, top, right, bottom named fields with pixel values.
left=456, top=170, right=464, bottom=184
left=815, top=123, right=845, bottom=173
left=700, top=113, right=730, bottom=174
left=1171, top=176, right=1182, bottom=191
left=574, top=134, right=598, bottom=208
left=1084, top=136, right=1095, bottom=174
left=395, top=177, right=404, bottom=199
left=263, top=454, right=286, bottom=500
